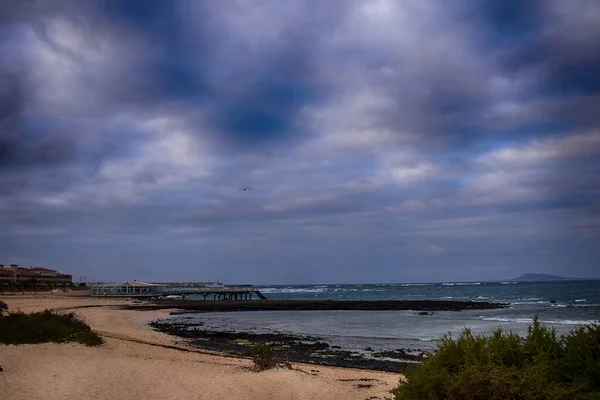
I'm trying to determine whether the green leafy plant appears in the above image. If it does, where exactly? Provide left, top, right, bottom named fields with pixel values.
left=242, top=343, right=291, bottom=371
left=390, top=317, right=600, bottom=400
left=0, top=309, right=103, bottom=347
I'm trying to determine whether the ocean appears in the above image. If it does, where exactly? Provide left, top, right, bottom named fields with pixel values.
left=165, top=280, right=600, bottom=354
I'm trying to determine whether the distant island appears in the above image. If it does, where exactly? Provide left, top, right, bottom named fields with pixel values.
left=510, top=273, right=576, bottom=282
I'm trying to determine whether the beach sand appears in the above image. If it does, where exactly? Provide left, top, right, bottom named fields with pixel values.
left=0, top=294, right=401, bottom=400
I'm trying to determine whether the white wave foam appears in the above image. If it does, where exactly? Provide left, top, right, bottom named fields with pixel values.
left=575, top=299, right=586, bottom=302
left=400, top=283, right=432, bottom=287
left=259, top=288, right=326, bottom=294
left=481, top=317, right=593, bottom=325
left=545, top=319, right=595, bottom=325
left=443, top=282, right=481, bottom=286
left=482, top=317, right=533, bottom=324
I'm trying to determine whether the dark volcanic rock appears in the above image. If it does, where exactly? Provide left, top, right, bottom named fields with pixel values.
left=123, top=299, right=507, bottom=313
left=149, top=319, right=412, bottom=372
left=132, top=299, right=506, bottom=372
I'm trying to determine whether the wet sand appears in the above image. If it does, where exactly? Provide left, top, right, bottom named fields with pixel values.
left=0, top=294, right=400, bottom=400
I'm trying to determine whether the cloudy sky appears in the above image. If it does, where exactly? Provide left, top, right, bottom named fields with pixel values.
left=1, top=0, right=599, bottom=284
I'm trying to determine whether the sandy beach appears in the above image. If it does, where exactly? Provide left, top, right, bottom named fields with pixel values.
left=0, top=294, right=400, bottom=400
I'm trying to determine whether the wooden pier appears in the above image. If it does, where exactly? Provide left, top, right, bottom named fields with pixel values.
left=158, top=287, right=268, bottom=301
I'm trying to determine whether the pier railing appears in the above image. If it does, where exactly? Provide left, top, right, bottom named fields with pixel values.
left=158, top=287, right=268, bottom=300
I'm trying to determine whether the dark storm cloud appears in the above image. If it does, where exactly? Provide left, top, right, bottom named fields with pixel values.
left=0, top=67, right=26, bottom=133
left=99, top=0, right=211, bottom=101
left=481, top=0, right=600, bottom=129
left=383, top=81, right=488, bottom=149
left=0, top=0, right=58, bottom=22
left=11, top=0, right=325, bottom=151
left=0, top=132, right=77, bottom=169
left=325, top=4, right=501, bottom=151
left=366, top=0, right=600, bottom=150
left=106, top=0, right=326, bottom=147
left=1, top=1, right=599, bottom=281
left=0, top=2, right=101, bottom=174
left=504, top=30, right=600, bottom=99
left=209, top=40, right=323, bottom=147
left=476, top=0, right=541, bottom=45
left=0, top=64, right=75, bottom=169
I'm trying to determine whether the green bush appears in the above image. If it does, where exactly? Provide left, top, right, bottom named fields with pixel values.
left=242, top=343, right=279, bottom=371
left=390, top=317, right=600, bottom=400
left=0, top=309, right=104, bottom=347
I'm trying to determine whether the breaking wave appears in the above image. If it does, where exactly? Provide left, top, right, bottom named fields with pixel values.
left=481, top=317, right=594, bottom=325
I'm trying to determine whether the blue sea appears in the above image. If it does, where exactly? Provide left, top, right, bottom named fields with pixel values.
left=168, top=280, right=600, bottom=354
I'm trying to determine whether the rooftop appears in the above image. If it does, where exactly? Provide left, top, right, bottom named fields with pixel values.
left=92, top=281, right=161, bottom=288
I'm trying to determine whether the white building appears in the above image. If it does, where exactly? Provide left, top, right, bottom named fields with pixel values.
left=90, top=281, right=162, bottom=297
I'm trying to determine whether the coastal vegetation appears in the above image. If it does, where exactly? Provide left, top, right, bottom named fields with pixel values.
left=0, top=301, right=103, bottom=347
left=242, top=343, right=279, bottom=370
left=242, top=343, right=294, bottom=371
left=390, top=317, right=600, bottom=400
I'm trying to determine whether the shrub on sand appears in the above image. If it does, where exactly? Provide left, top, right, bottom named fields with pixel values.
left=0, top=309, right=104, bottom=347
left=390, top=317, right=600, bottom=400
left=242, top=343, right=292, bottom=371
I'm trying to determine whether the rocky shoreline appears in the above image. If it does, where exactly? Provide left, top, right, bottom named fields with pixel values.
left=149, top=318, right=429, bottom=372
left=126, top=299, right=507, bottom=313
left=134, top=300, right=506, bottom=371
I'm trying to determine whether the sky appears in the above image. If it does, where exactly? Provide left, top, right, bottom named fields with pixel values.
left=1, top=0, right=599, bottom=284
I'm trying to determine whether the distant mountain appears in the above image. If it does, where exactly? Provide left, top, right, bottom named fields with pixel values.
left=510, top=273, right=573, bottom=282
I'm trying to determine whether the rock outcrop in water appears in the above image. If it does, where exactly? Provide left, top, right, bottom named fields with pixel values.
left=124, top=299, right=507, bottom=313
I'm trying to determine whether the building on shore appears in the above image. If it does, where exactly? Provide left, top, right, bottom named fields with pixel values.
left=0, top=264, right=73, bottom=289
left=90, top=281, right=162, bottom=297
left=89, top=281, right=266, bottom=300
